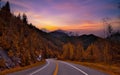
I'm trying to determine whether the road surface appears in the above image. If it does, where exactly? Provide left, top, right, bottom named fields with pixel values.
left=8, top=59, right=109, bottom=75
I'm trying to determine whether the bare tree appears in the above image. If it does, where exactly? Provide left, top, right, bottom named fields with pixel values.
left=103, top=17, right=113, bottom=38
left=107, top=25, right=113, bottom=37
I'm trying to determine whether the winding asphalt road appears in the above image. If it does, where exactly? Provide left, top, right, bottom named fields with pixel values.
left=8, top=59, right=109, bottom=75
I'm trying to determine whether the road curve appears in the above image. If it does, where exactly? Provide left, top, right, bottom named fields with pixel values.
left=8, top=59, right=109, bottom=75
left=8, top=59, right=56, bottom=75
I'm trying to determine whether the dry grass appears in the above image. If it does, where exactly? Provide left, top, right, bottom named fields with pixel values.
left=67, top=61, right=120, bottom=75
left=0, top=61, right=45, bottom=75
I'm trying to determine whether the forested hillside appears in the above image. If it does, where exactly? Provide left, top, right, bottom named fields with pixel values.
left=0, top=1, right=61, bottom=70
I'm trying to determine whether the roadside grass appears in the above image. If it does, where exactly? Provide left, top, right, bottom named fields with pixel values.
left=67, top=61, right=120, bottom=75
left=0, top=61, right=45, bottom=75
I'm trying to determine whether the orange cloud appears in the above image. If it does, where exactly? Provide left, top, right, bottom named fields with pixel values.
left=59, top=20, right=102, bottom=31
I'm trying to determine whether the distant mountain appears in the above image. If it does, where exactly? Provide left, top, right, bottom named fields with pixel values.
left=49, top=30, right=70, bottom=43
left=77, top=34, right=101, bottom=49
left=50, top=30, right=68, bottom=37
left=49, top=30, right=101, bottom=49
left=40, top=28, right=49, bottom=33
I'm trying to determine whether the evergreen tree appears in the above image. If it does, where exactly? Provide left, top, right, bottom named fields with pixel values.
left=17, top=13, right=21, bottom=20
left=5, top=1, right=10, bottom=12
left=62, top=43, right=69, bottom=59
left=69, top=43, right=74, bottom=60
left=22, top=13, right=28, bottom=24
left=75, top=44, right=84, bottom=61
left=0, top=1, right=11, bottom=21
left=62, top=43, right=74, bottom=60
left=1, top=1, right=10, bottom=13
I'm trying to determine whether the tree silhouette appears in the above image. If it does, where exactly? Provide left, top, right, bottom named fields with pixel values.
left=17, top=13, right=21, bottom=20
left=1, top=1, right=10, bottom=13
left=22, top=13, right=28, bottom=24
left=102, top=17, right=113, bottom=38
left=5, top=1, right=10, bottom=12
left=107, top=25, right=113, bottom=37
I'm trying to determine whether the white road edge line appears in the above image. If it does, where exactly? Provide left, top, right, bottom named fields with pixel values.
left=60, top=61, right=88, bottom=75
left=29, top=59, right=50, bottom=75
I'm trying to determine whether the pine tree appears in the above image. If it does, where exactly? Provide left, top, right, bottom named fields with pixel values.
left=69, top=43, right=74, bottom=60
left=75, top=44, right=84, bottom=61
left=62, top=44, right=69, bottom=59
left=85, top=44, right=94, bottom=61
left=103, top=41, right=112, bottom=64
left=1, top=1, right=10, bottom=13
left=5, top=1, right=10, bottom=12
left=22, top=13, right=28, bottom=24
left=62, top=43, right=74, bottom=60
left=17, top=13, right=21, bottom=20
left=0, top=1, right=11, bottom=21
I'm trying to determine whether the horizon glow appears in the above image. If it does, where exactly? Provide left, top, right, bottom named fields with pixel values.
left=2, top=0, right=120, bottom=37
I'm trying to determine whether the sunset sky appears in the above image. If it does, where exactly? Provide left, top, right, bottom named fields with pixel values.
left=2, top=0, right=120, bottom=36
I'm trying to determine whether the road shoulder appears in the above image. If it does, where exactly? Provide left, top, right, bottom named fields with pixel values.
left=66, top=61, right=120, bottom=75
left=0, top=61, right=45, bottom=75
